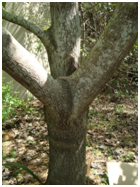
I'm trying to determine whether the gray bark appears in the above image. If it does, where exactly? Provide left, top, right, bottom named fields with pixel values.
left=2, top=28, right=60, bottom=108
left=2, top=2, right=138, bottom=185
left=45, top=107, right=88, bottom=184
left=67, top=3, right=138, bottom=115
left=46, top=2, right=81, bottom=78
left=2, top=9, right=44, bottom=40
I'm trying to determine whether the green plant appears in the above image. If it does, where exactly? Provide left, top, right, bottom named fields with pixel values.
left=119, top=150, right=134, bottom=161
left=16, top=172, right=23, bottom=184
left=114, top=89, right=123, bottom=99
left=2, top=162, right=43, bottom=185
left=102, top=173, right=109, bottom=185
left=24, top=96, right=34, bottom=102
left=2, top=76, right=23, bottom=122
left=115, top=104, right=126, bottom=114
left=134, top=95, right=138, bottom=103
left=9, top=149, right=17, bottom=158
left=124, top=151, right=134, bottom=161
left=80, top=44, right=89, bottom=57
left=2, top=2, right=6, bottom=8
left=107, top=155, right=113, bottom=161
left=107, top=119, right=115, bottom=132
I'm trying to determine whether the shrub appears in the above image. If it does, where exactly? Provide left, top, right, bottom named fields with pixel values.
left=2, top=76, right=23, bottom=122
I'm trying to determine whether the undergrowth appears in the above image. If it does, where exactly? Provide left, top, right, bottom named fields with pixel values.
left=2, top=76, right=24, bottom=123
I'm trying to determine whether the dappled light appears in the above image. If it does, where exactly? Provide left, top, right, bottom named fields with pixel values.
left=2, top=91, right=138, bottom=184
left=2, top=2, right=137, bottom=185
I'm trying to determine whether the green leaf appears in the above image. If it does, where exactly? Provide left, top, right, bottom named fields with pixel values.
left=2, top=162, right=43, bottom=185
left=2, top=2, right=6, bottom=8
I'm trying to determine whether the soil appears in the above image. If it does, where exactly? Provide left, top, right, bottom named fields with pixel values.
left=2, top=93, right=138, bottom=185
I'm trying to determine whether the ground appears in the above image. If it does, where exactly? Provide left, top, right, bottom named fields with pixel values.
left=2, top=92, right=138, bottom=185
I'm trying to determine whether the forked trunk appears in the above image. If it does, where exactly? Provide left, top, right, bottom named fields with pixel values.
left=44, top=4, right=85, bottom=183
left=44, top=106, right=88, bottom=185
left=2, top=2, right=138, bottom=185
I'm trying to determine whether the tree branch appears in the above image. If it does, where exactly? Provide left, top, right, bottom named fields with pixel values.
left=2, top=9, right=45, bottom=40
left=2, top=8, right=55, bottom=56
left=2, top=28, right=60, bottom=107
left=68, top=2, right=138, bottom=115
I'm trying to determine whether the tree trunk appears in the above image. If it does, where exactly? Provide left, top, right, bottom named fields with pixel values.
left=45, top=2, right=81, bottom=79
left=2, top=2, right=138, bottom=185
left=43, top=4, right=87, bottom=184
left=44, top=105, right=88, bottom=185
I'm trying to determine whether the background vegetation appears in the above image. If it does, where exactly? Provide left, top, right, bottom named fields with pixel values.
left=2, top=2, right=138, bottom=185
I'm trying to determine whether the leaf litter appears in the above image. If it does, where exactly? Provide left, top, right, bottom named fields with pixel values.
left=2, top=94, right=138, bottom=185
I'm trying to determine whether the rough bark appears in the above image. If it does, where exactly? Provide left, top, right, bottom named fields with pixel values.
left=45, top=107, right=88, bottom=184
left=67, top=2, right=138, bottom=115
left=43, top=3, right=87, bottom=184
left=45, top=2, right=81, bottom=78
left=2, top=9, right=44, bottom=40
left=2, top=28, right=62, bottom=108
left=2, top=8, right=52, bottom=52
left=2, top=2, right=138, bottom=185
